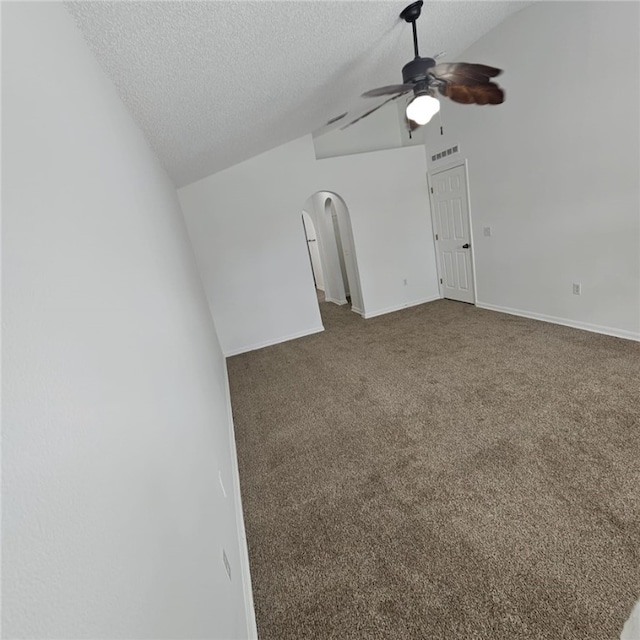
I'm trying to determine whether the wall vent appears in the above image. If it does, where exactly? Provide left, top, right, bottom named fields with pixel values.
left=431, top=144, right=460, bottom=162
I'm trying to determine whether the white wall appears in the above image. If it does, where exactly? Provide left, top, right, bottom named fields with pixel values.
left=178, top=136, right=325, bottom=357
left=424, top=1, right=640, bottom=339
left=2, top=3, right=255, bottom=638
left=179, top=139, right=440, bottom=354
left=316, top=146, right=440, bottom=318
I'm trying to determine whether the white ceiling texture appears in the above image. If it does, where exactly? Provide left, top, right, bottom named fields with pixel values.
left=65, top=1, right=531, bottom=188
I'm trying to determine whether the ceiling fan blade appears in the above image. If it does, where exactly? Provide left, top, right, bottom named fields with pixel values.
left=341, top=91, right=411, bottom=130
left=362, top=84, right=414, bottom=98
left=430, top=62, right=502, bottom=86
left=438, top=82, right=504, bottom=105
left=324, top=112, right=349, bottom=126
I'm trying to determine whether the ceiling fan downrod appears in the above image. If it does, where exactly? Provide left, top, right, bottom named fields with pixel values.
left=399, top=1, right=436, bottom=88
left=399, top=0, right=424, bottom=59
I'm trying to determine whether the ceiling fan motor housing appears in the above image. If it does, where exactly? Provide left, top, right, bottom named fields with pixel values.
left=402, top=56, right=436, bottom=85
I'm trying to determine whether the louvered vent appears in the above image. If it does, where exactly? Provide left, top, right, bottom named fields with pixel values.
left=431, top=144, right=460, bottom=162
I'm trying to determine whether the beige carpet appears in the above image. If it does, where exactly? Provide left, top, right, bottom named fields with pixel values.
left=228, top=297, right=640, bottom=640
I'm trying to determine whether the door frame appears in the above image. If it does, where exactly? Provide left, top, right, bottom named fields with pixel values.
left=427, top=158, right=479, bottom=304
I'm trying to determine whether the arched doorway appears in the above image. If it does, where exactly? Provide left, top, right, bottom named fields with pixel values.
left=301, top=191, right=363, bottom=316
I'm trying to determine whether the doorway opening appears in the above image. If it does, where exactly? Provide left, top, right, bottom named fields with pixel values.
left=301, top=191, right=364, bottom=316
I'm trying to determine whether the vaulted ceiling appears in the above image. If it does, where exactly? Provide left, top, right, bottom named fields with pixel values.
left=65, top=1, right=531, bottom=187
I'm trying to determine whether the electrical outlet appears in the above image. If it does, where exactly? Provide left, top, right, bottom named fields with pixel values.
left=483, top=227, right=492, bottom=237
left=222, top=549, right=232, bottom=581
left=573, top=283, right=581, bottom=295
left=218, top=470, right=227, bottom=498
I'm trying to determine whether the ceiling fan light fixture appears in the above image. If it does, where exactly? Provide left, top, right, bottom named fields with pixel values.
left=406, top=93, right=440, bottom=125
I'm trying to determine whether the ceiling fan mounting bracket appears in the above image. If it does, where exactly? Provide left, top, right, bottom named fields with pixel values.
left=399, top=1, right=423, bottom=24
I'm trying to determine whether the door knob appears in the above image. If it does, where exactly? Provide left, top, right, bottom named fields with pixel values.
left=462, top=243, right=470, bottom=249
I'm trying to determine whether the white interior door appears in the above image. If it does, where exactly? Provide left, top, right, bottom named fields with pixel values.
left=302, top=211, right=324, bottom=291
left=430, top=164, right=475, bottom=304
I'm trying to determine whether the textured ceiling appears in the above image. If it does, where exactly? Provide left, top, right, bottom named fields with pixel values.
left=65, top=1, right=531, bottom=187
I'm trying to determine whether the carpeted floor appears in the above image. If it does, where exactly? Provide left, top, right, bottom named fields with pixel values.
left=227, top=296, right=640, bottom=640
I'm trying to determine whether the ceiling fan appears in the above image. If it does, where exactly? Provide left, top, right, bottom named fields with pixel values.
left=328, top=0, right=505, bottom=133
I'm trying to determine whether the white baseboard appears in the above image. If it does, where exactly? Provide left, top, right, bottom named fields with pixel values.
left=476, top=301, right=640, bottom=342
left=351, top=306, right=363, bottom=316
left=223, top=366, right=259, bottom=639
left=363, top=294, right=441, bottom=320
left=325, top=296, right=348, bottom=306
left=224, top=325, right=325, bottom=357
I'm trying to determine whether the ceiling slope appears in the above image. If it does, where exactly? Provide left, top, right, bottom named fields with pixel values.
left=66, top=1, right=531, bottom=187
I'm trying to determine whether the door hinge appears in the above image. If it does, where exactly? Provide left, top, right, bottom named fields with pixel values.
left=440, top=278, right=443, bottom=284
left=435, top=233, right=439, bottom=240
left=430, top=186, right=434, bottom=194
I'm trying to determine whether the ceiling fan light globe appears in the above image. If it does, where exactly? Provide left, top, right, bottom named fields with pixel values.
left=406, top=94, right=440, bottom=125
